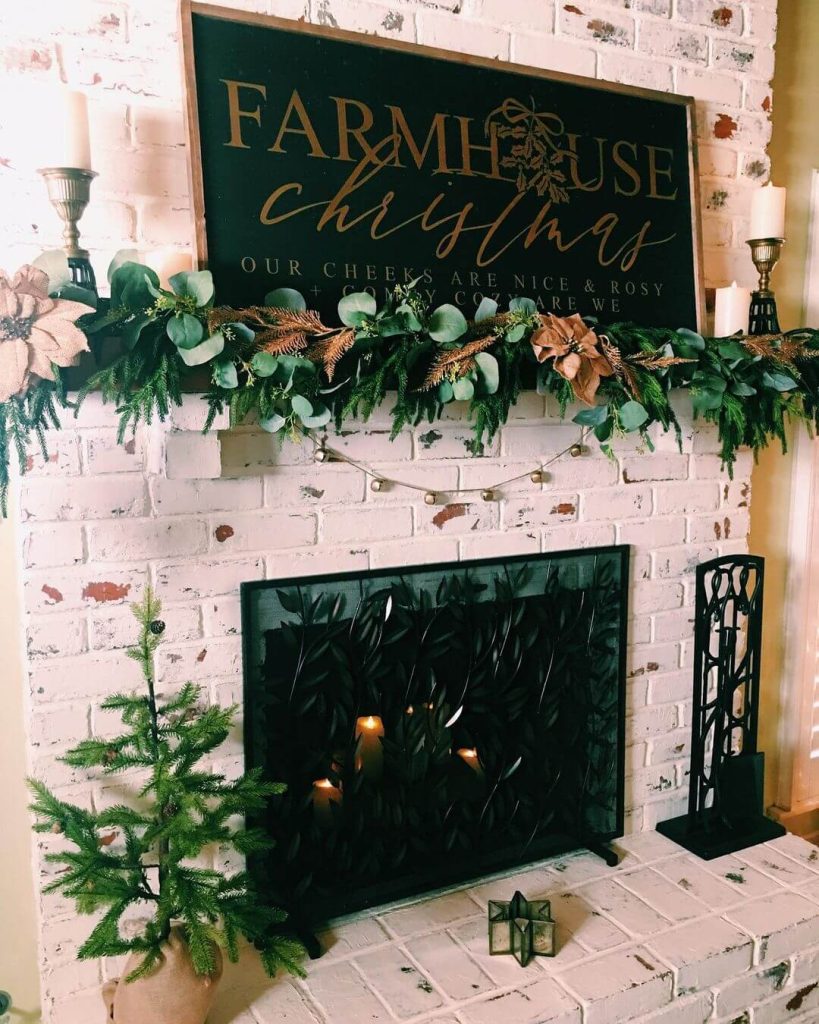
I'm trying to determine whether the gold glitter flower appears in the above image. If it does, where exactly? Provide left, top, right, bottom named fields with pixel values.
left=0, top=266, right=92, bottom=403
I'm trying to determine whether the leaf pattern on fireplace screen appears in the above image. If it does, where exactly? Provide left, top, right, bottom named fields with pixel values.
left=243, top=549, right=627, bottom=923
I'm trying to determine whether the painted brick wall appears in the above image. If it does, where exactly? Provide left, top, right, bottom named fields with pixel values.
left=0, top=0, right=777, bottom=1021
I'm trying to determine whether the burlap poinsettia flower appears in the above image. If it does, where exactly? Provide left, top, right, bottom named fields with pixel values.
left=0, top=265, right=92, bottom=403
left=530, top=313, right=614, bottom=405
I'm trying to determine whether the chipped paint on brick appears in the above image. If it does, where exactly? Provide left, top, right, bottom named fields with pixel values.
left=787, top=983, right=819, bottom=1012
left=763, top=962, right=790, bottom=991
left=196, top=648, right=207, bottom=662
left=552, top=502, right=576, bottom=515
left=745, top=159, right=767, bottom=180
left=82, top=581, right=131, bottom=603
left=587, top=19, right=628, bottom=45
left=41, top=584, right=63, bottom=604
left=214, top=525, right=234, bottom=543
left=418, top=430, right=443, bottom=450
left=564, top=3, right=584, bottom=12
left=382, top=11, right=404, bottom=31
left=315, top=0, right=338, bottom=27
left=301, top=485, right=324, bottom=499
left=714, top=114, right=738, bottom=139
left=712, top=6, right=733, bottom=28
left=707, top=189, right=729, bottom=209
left=432, top=503, right=467, bottom=529
left=730, top=47, right=754, bottom=67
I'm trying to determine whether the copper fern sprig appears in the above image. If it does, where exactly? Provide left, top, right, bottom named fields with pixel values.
left=422, top=335, right=497, bottom=389
left=307, top=329, right=357, bottom=381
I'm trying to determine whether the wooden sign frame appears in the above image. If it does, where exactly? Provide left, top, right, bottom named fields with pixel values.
left=180, top=0, right=705, bottom=330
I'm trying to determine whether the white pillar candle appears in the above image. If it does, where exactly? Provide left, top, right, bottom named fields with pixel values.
left=146, top=249, right=193, bottom=289
left=714, top=281, right=751, bottom=337
left=56, top=90, right=92, bottom=170
left=355, top=715, right=385, bottom=781
left=749, top=183, right=786, bottom=239
left=311, top=778, right=342, bottom=829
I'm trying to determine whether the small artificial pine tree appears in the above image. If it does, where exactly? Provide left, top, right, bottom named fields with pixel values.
left=29, top=589, right=305, bottom=981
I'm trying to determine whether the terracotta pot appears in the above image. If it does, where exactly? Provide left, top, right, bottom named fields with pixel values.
left=103, top=927, right=223, bottom=1024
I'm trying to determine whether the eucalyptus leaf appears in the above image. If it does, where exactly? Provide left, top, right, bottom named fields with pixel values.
left=675, top=327, right=705, bottom=350
left=762, top=370, right=798, bottom=392
left=290, top=395, right=314, bottom=418
left=573, top=405, right=608, bottom=427
left=223, top=322, right=255, bottom=345
left=473, top=352, right=499, bottom=395
left=120, top=312, right=151, bottom=351
left=213, top=358, right=238, bottom=389
left=338, top=292, right=377, bottom=327
left=177, top=331, right=225, bottom=367
left=167, top=313, right=204, bottom=350
left=111, top=262, right=160, bottom=312
left=169, top=269, right=214, bottom=307
left=509, top=297, right=537, bottom=316
left=730, top=381, right=757, bottom=397
left=265, top=287, right=307, bottom=311
left=300, top=403, right=332, bottom=428
left=475, top=296, right=498, bottom=323
left=452, top=377, right=475, bottom=401
left=52, top=283, right=98, bottom=309
left=618, top=400, right=649, bottom=432
left=260, top=413, right=287, bottom=433
left=718, top=340, right=749, bottom=362
left=33, top=250, right=72, bottom=293
left=396, top=303, right=423, bottom=333
left=505, top=324, right=526, bottom=343
left=106, top=249, right=142, bottom=284
left=428, top=304, right=467, bottom=343
left=437, top=380, right=454, bottom=403
left=250, top=352, right=278, bottom=377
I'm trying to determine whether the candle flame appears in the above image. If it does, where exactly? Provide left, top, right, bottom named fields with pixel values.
left=458, top=748, right=478, bottom=760
left=315, top=778, right=335, bottom=789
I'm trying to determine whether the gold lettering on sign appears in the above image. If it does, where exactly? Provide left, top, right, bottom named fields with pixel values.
left=269, top=90, right=329, bottom=159
left=332, top=97, right=378, bottom=162
left=647, top=146, right=678, bottom=200
left=386, top=107, right=452, bottom=173
left=222, top=79, right=267, bottom=149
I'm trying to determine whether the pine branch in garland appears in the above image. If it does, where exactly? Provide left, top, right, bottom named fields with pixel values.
left=29, top=588, right=305, bottom=982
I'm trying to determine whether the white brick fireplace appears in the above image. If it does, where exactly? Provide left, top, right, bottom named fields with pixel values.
left=18, top=393, right=773, bottom=1024
left=8, top=0, right=819, bottom=1021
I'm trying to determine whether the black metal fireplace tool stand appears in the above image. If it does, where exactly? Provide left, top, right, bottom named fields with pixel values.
left=657, top=555, right=785, bottom=859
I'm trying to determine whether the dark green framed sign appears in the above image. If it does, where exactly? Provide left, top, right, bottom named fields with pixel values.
left=181, top=2, right=705, bottom=329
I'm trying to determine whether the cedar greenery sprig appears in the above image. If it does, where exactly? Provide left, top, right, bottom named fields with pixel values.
left=28, top=589, right=306, bottom=981
left=6, top=249, right=819, bottom=508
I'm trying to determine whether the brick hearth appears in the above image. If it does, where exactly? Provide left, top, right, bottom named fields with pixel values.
left=212, top=831, right=819, bottom=1024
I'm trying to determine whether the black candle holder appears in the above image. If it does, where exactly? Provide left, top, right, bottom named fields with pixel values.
left=657, top=555, right=785, bottom=859
left=38, top=166, right=98, bottom=294
left=747, top=238, right=784, bottom=335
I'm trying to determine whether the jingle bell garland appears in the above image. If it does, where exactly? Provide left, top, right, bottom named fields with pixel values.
left=3, top=248, right=819, bottom=516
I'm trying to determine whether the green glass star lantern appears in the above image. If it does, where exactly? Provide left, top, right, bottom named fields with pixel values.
left=488, top=890, right=556, bottom=966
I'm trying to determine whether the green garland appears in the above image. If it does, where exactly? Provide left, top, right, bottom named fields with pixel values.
left=4, top=249, right=819, bottom=513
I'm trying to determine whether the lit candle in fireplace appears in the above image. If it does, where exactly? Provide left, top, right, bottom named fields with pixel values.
left=312, top=778, right=342, bottom=829
left=355, top=715, right=385, bottom=781
left=457, top=748, right=484, bottom=778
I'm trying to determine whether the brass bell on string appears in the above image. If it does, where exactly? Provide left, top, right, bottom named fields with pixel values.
left=530, top=469, right=544, bottom=484
left=370, top=478, right=385, bottom=492
left=569, top=444, right=584, bottom=458
left=424, top=491, right=437, bottom=505
left=481, top=489, right=496, bottom=502
left=314, top=445, right=330, bottom=463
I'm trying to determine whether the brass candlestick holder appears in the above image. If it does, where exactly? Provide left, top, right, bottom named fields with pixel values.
left=38, top=167, right=98, bottom=293
left=746, top=237, right=784, bottom=335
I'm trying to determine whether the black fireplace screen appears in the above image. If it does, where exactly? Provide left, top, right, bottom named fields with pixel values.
left=242, top=547, right=628, bottom=923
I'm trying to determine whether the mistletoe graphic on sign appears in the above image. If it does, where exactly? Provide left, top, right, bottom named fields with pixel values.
left=485, top=98, right=576, bottom=203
